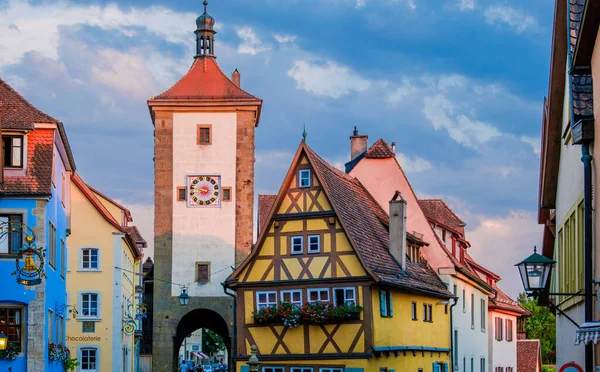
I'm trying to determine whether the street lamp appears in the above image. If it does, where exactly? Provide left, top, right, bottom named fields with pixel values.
left=179, top=287, right=190, bottom=306
left=0, top=332, right=7, bottom=351
left=515, top=246, right=556, bottom=294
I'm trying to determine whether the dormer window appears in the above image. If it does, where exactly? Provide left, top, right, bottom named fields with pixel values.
left=441, top=229, right=446, bottom=243
left=3, top=135, right=23, bottom=168
left=299, top=169, right=311, bottom=188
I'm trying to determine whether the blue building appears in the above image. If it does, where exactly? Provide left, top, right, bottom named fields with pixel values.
left=0, top=78, right=75, bottom=371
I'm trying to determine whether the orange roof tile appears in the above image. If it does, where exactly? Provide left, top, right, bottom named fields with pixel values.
left=0, top=77, right=57, bottom=130
left=258, top=194, right=276, bottom=235
left=365, top=139, right=395, bottom=158
left=517, top=340, right=542, bottom=372
left=149, top=58, right=262, bottom=102
left=419, top=199, right=466, bottom=236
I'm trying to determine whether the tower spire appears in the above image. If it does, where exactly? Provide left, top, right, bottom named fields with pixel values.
left=195, top=0, right=216, bottom=58
left=302, top=125, right=307, bottom=142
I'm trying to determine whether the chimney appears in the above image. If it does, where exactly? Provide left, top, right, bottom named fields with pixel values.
left=391, top=142, right=396, bottom=154
left=350, top=126, right=368, bottom=161
left=389, top=190, right=407, bottom=271
left=232, top=69, right=241, bottom=87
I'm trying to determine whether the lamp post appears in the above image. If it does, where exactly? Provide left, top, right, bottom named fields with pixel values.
left=179, top=287, right=190, bottom=306
left=515, top=246, right=556, bottom=295
left=0, top=332, right=7, bottom=351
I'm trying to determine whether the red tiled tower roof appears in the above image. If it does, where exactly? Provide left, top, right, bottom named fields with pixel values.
left=149, top=58, right=261, bottom=103
left=0, top=77, right=57, bottom=130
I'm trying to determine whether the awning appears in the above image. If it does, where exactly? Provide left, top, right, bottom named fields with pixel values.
left=575, top=322, right=600, bottom=345
left=192, top=351, right=209, bottom=359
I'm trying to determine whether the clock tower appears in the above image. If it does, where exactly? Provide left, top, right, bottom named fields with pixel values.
left=147, top=2, right=262, bottom=370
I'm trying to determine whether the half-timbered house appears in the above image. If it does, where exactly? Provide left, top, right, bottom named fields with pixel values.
left=225, top=141, right=453, bottom=372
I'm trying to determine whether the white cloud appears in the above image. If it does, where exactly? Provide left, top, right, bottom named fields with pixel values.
left=396, top=153, right=433, bottom=172
left=288, top=60, right=371, bottom=99
left=520, top=136, right=541, bottom=156
left=237, top=27, right=272, bottom=55
left=386, top=79, right=419, bottom=104
left=273, top=34, right=297, bottom=44
left=91, top=48, right=158, bottom=99
left=407, top=0, right=417, bottom=9
left=356, top=0, right=367, bottom=9
left=458, top=0, right=475, bottom=11
left=422, top=94, right=501, bottom=148
left=468, top=211, right=542, bottom=298
left=0, top=0, right=198, bottom=67
left=484, top=6, right=541, bottom=33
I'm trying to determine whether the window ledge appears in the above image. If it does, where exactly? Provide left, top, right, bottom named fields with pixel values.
left=77, top=318, right=101, bottom=322
left=77, top=269, right=102, bottom=273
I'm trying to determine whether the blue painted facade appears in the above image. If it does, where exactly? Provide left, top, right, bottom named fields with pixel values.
left=0, top=185, right=69, bottom=371
left=0, top=160, right=71, bottom=371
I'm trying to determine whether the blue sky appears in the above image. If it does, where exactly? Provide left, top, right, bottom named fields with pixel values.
left=0, top=0, right=552, bottom=297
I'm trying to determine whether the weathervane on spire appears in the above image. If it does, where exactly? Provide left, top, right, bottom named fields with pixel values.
left=302, top=125, right=307, bottom=142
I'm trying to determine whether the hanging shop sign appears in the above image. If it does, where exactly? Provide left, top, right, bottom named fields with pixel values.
left=0, top=221, right=46, bottom=286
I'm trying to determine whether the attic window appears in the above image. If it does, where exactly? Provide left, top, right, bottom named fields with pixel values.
left=3, top=136, right=23, bottom=168
left=299, top=169, right=311, bottom=188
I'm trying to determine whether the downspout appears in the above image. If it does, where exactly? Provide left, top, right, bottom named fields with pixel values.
left=582, top=143, right=594, bottom=372
left=449, top=296, right=458, bottom=372
left=568, top=44, right=594, bottom=371
left=223, top=281, right=237, bottom=369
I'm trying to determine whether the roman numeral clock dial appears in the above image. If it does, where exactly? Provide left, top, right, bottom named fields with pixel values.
left=187, top=175, right=221, bottom=207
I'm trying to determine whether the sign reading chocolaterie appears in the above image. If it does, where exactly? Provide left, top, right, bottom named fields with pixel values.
left=67, top=336, right=102, bottom=342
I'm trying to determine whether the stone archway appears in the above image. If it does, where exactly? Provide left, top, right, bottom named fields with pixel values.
left=174, top=308, right=231, bottom=368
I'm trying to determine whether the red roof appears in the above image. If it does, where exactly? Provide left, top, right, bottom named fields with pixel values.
left=365, top=139, right=395, bottom=158
left=4, top=128, right=54, bottom=196
left=149, top=58, right=261, bottom=102
left=419, top=199, right=466, bottom=235
left=258, top=194, right=276, bottom=235
left=517, top=340, right=542, bottom=372
left=0, top=77, right=57, bottom=130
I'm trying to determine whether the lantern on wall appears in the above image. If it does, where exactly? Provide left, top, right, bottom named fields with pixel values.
left=179, top=287, right=190, bottom=306
left=515, top=246, right=556, bottom=294
left=0, top=332, right=7, bottom=351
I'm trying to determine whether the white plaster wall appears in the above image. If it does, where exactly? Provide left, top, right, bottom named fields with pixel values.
left=171, top=112, right=237, bottom=297
left=489, top=311, right=517, bottom=370
left=445, top=276, right=489, bottom=371
left=553, top=72, right=586, bottom=368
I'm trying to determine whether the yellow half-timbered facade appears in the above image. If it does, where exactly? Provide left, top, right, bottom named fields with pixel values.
left=226, top=141, right=453, bottom=372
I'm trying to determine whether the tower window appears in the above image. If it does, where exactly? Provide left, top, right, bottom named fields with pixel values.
left=222, top=187, right=232, bottom=202
left=197, top=125, right=212, bottom=145
left=196, top=262, right=210, bottom=282
left=177, top=187, right=186, bottom=201
left=299, top=169, right=311, bottom=188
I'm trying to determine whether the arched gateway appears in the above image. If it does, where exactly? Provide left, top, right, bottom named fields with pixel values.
left=147, top=2, right=262, bottom=371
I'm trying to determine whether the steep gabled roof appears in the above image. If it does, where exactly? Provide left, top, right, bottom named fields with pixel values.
left=419, top=199, right=466, bottom=236
left=517, top=340, right=542, bottom=372
left=257, top=194, right=276, bottom=236
left=88, top=184, right=133, bottom=224
left=124, top=225, right=148, bottom=249
left=365, top=139, right=395, bottom=159
left=149, top=58, right=262, bottom=103
left=0, top=77, right=57, bottom=130
left=231, top=141, right=452, bottom=298
left=72, top=173, right=142, bottom=258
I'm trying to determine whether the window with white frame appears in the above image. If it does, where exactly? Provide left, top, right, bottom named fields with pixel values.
left=481, top=299, right=486, bottom=331
left=308, top=288, right=329, bottom=303
left=81, top=248, right=99, bottom=270
left=308, top=235, right=320, bottom=253
left=80, top=347, right=99, bottom=371
left=495, top=317, right=503, bottom=341
left=0, top=307, right=23, bottom=348
left=471, top=293, right=475, bottom=329
left=291, top=236, right=303, bottom=255
left=411, top=301, right=417, bottom=320
left=299, top=169, right=311, bottom=188
left=80, top=293, right=99, bottom=318
left=2, top=135, right=23, bottom=168
left=0, top=214, right=23, bottom=254
left=281, top=289, right=302, bottom=307
left=320, top=368, right=343, bottom=372
left=423, top=303, right=432, bottom=322
left=48, top=221, right=57, bottom=268
left=263, top=367, right=284, bottom=372
left=333, top=287, right=355, bottom=307
left=256, top=291, right=277, bottom=310
left=291, top=368, right=313, bottom=372
left=480, top=358, right=485, bottom=372
left=506, top=319, right=513, bottom=341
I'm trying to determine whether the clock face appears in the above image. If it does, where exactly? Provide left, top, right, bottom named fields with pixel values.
left=188, top=175, right=221, bottom=207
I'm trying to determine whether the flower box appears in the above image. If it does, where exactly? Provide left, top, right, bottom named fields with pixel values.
left=252, top=301, right=363, bottom=328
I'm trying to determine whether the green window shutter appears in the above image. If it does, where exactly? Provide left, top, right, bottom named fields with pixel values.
left=240, top=367, right=249, bottom=372
left=379, top=290, right=387, bottom=316
left=388, top=291, right=393, bottom=316
left=443, top=363, right=448, bottom=372
left=433, top=362, right=441, bottom=372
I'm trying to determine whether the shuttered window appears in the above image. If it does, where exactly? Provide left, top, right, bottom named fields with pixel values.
left=557, top=199, right=585, bottom=306
left=379, top=289, right=393, bottom=317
